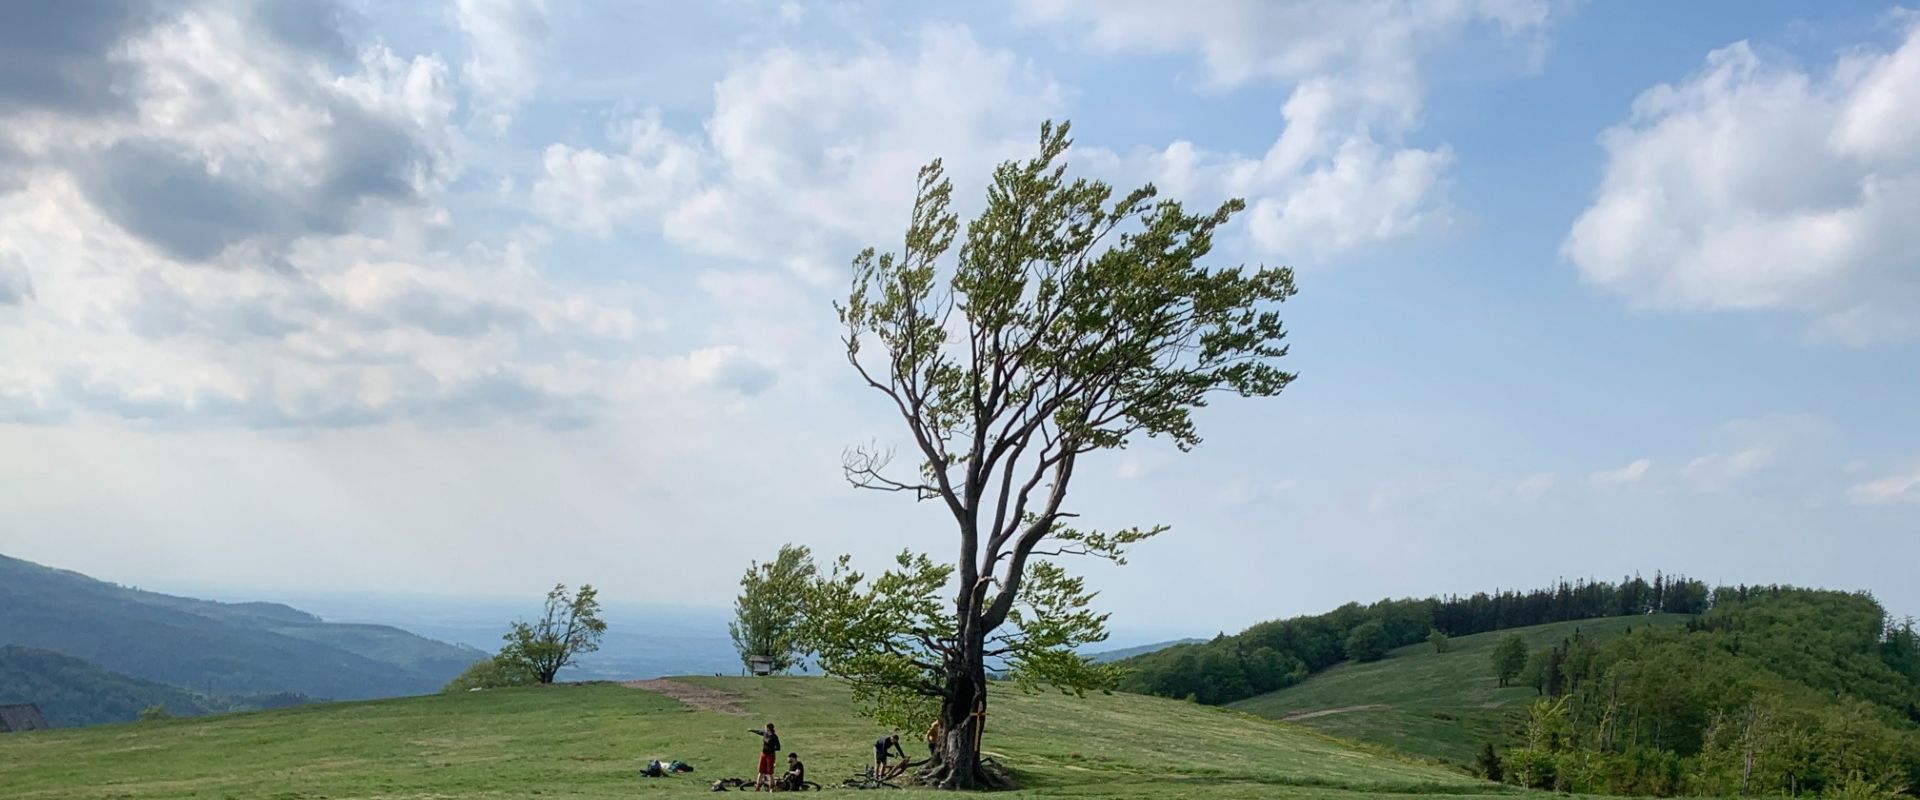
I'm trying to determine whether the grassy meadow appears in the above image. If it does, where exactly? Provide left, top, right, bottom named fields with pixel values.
left=1230, top=614, right=1694, bottom=764
left=0, top=676, right=1554, bottom=799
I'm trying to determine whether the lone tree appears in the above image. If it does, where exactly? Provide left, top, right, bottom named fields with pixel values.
left=502, top=583, right=607, bottom=684
left=1492, top=633, right=1528, bottom=688
left=730, top=544, right=818, bottom=674
left=1428, top=629, right=1451, bottom=653
left=819, top=120, right=1296, bottom=789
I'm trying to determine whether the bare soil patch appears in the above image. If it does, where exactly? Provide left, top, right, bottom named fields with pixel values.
left=1279, top=704, right=1386, bottom=722
left=622, top=679, right=749, bottom=715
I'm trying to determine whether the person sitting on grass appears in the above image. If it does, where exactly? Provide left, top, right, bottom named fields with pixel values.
left=873, top=732, right=907, bottom=778
left=748, top=722, right=780, bottom=792
left=779, top=752, right=806, bottom=791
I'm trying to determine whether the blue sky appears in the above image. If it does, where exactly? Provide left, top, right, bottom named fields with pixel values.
left=0, top=0, right=1915, bottom=635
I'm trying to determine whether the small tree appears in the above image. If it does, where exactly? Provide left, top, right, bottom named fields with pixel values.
left=1428, top=629, right=1451, bottom=653
left=1492, top=633, right=1528, bottom=687
left=827, top=120, right=1297, bottom=789
left=501, top=583, right=607, bottom=684
left=730, top=544, right=818, bottom=674
left=1345, top=620, right=1390, bottom=662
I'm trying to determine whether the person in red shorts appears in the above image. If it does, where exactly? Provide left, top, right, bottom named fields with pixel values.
left=748, top=722, right=780, bottom=791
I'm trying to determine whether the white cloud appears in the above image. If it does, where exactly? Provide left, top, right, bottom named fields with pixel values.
left=1514, top=471, right=1556, bottom=499
left=1564, top=18, right=1920, bottom=343
left=534, top=25, right=1062, bottom=282
left=1017, top=0, right=1551, bottom=259
left=1847, top=467, right=1920, bottom=505
left=0, top=1, right=698, bottom=429
left=1590, top=459, right=1651, bottom=485
left=456, top=0, right=552, bottom=134
left=1682, top=446, right=1775, bottom=491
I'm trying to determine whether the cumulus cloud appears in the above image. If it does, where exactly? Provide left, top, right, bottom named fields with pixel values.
left=534, top=25, right=1061, bottom=282
left=1590, top=459, right=1651, bottom=485
left=456, top=0, right=551, bottom=133
left=0, top=1, right=458, bottom=264
left=0, top=0, right=681, bottom=429
left=1564, top=18, right=1920, bottom=343
left=1017, top=0, right=1551, bottom=259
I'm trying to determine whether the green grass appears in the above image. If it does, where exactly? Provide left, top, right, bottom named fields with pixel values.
left=1230, top=615, right=1694, bottom=764
left=0, top=676, right=1564, bottom=799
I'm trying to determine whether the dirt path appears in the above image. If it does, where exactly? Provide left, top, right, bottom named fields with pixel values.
left=622, top=679, right=750, bottom=715
left=1280, top=704, right=1386, bottom=722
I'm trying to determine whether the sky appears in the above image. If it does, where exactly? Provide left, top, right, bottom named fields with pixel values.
left=1, top=0, right=1916, bottom=637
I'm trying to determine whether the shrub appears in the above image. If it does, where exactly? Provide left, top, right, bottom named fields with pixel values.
left=136, top=704, right=172, bottom=722
left=443, top=654, right=539, bottom=693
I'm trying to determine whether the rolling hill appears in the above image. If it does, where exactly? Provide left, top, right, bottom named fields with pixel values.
left=1229, top=614, right=1693, bottom=764
left=0, top=554, right=483, bottom=701
left=0, top=676, right=1539, bottom=799
left=0, top=646, right=306, bottom=727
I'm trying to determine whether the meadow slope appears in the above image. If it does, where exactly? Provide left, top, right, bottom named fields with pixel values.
left=0, top=676, right=1553, bottom=799
left=1230, top=614, right=1693, bottom=763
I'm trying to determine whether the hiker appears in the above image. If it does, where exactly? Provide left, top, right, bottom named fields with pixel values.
left=779, top=752, right=806, bottom=791
left=748, top=722, right=780, bottom=791
left=924, top=719, right=940, bottom=759
left=873, top=731, right=906, bottom=777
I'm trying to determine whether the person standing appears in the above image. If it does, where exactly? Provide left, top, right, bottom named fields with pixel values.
left=748, top=722, right=781, bottom=791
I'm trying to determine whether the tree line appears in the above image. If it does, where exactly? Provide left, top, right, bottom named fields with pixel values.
left=1118, top=573, right=1712, bottom=705
left=1484, top=587, right=1920, bottom=797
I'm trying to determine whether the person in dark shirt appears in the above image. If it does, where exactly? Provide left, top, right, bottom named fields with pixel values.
left=749, top=722, right=780, bottom=791
left=780, top=752, right=807, bottom=791
left=873, top=732, right=906, bottom=778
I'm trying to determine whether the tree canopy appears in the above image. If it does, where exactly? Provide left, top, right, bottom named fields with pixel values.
left=730, top=544, right=818, bottom=674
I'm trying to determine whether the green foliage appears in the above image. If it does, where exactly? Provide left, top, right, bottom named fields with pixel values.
left=1428, top=629, right=1450, bottom=654
left=0, top=554, right=478, bottom=700
left=729, top=544, right=817, bottom=674
left=136, top=704, right=173, bottom=722
left=1491, top=634, right=1528, bottom=688
left=1485, top=588, right=1920, bottom=798
left=440, top=654, right=537, bottom=693
left=1345, top=621, right=1390, bottom=663
left=500, top=584, right=606, bottom=684
left=800, top=553, right=1123, bottom=732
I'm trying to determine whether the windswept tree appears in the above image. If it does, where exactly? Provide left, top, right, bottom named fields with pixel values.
left=730, top=544, right=818, bottom=674
left=502, top=583, right=606, bottom=684
left=817, top=120, right=1296, bottom=789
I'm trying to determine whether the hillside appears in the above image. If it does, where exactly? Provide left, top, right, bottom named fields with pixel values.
left=1231, top=614, right=1692, bottom=763
left=0, top=676, right=1539, bottom=799
left=0, top=554, right=482, bottom=701
left=0, top=646, right=307, bottom=727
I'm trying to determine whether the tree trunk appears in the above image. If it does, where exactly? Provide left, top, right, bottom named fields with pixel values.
left=920, top=639, right=1005, bottom=790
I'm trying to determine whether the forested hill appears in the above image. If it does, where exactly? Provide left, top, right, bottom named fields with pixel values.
left=0, top=554, right=482, bottom=701
left=1119, top=574, right=1711, bottom=705
left=0, top=645, right=308, bottom=727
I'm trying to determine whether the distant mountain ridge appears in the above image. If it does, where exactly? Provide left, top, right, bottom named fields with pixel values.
left=1086, top=638, right=1203, bottom=663
left=0, top=554, right=483, bottom=701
